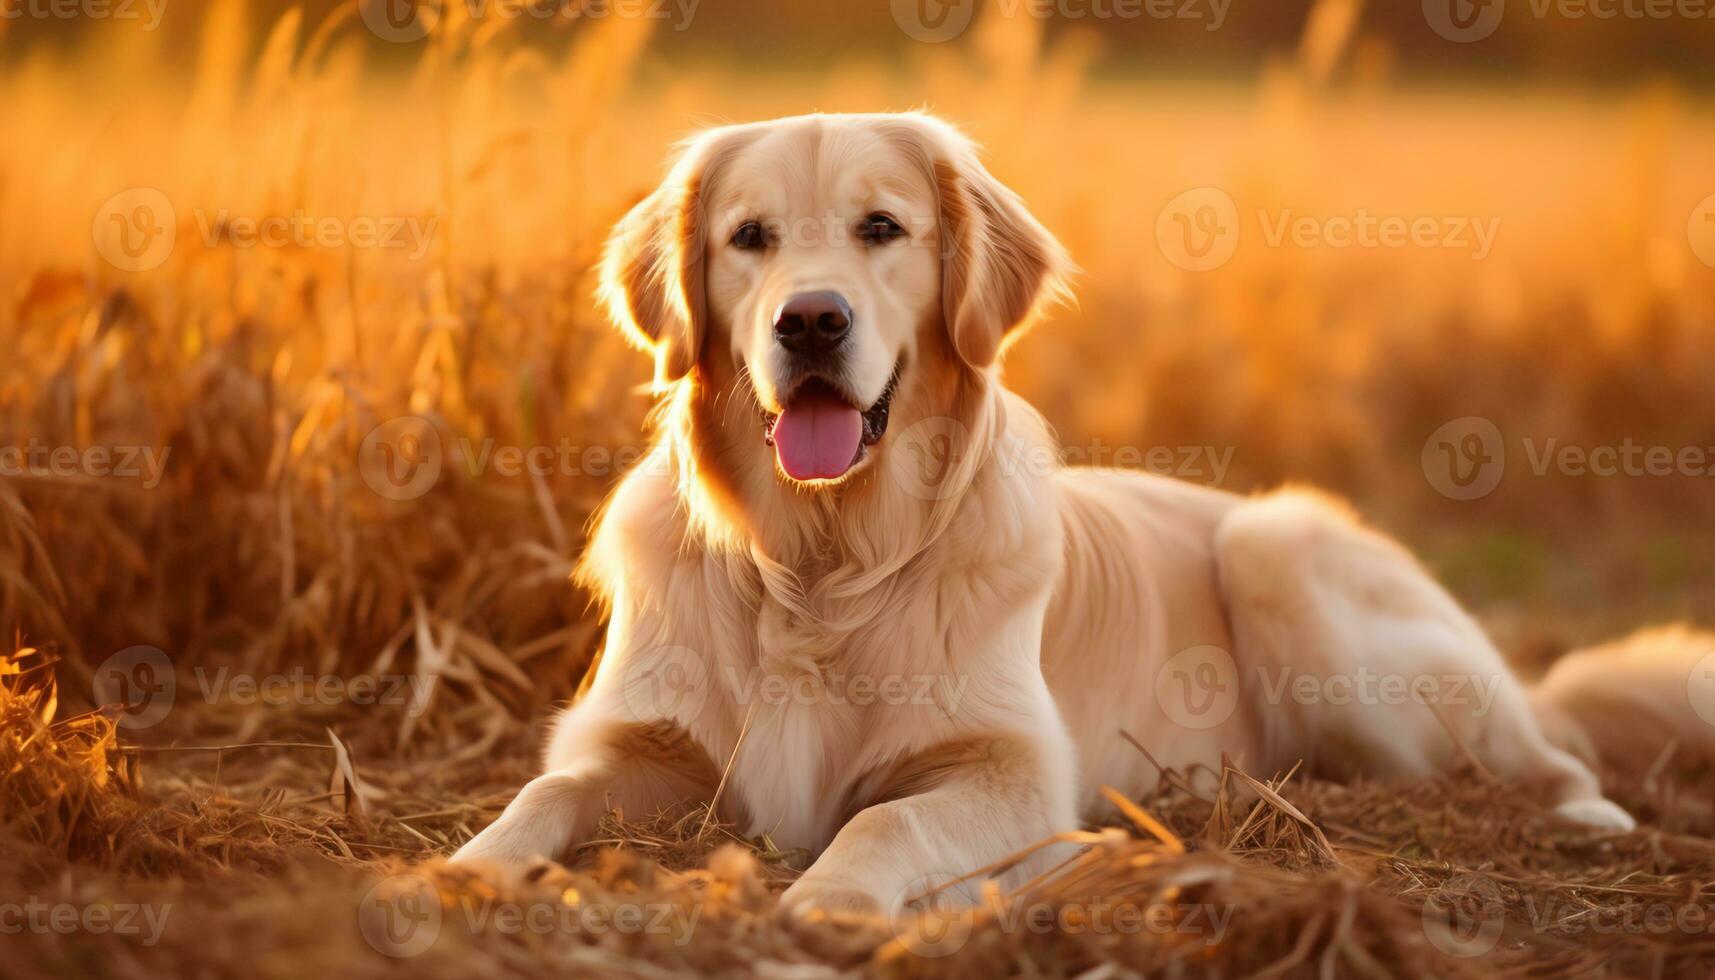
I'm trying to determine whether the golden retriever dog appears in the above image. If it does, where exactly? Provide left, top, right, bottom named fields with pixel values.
left=451, top=112, right=1712, bottom=916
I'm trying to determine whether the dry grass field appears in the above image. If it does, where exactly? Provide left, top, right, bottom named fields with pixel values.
left=3, top=1, right=1714, bottom=976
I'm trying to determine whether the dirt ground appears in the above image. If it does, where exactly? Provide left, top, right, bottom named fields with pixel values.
left=5, top=639, right=1714, bottom=979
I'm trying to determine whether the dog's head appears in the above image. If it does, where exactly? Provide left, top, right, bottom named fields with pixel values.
left=600, top=112, right=1069, bottom=487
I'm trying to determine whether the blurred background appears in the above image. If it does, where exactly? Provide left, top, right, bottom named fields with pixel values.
left=3, top=0, right=1714, bottom=746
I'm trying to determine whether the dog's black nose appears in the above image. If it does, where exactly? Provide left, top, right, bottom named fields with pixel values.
left=773, top=291, right=852, bottom=355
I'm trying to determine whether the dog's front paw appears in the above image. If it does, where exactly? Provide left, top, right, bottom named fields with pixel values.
left=778, top=875, right=883, bottom=922
left=1553, top=797, right=1636, bottom=832
left=448, top=819, right=555, bottom=868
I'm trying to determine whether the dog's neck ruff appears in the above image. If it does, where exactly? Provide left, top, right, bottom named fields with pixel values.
left=669, top=372, right=1008, bottom=641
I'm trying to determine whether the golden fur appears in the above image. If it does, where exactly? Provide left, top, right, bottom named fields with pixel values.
left=454, top=113, right=1707, bottom=916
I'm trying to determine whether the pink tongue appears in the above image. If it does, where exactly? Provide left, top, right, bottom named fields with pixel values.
left=772, top=389, right=863, bottom=481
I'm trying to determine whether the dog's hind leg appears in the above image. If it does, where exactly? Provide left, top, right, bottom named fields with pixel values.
left=1213, top=489, right=1633, bottom=831
left=450, top=703, right=727, bottom=866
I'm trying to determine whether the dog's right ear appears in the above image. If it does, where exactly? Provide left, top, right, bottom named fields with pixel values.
left=599, top=131, right=736, bottom=386
left=881, top=114, right=1073, bottom=370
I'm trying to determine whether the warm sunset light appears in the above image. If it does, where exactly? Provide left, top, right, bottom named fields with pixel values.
left=3, top=1, right=1713, bottom=976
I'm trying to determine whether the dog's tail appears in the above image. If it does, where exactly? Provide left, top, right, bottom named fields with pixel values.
left=1531, top=624, right=1715, bottom=771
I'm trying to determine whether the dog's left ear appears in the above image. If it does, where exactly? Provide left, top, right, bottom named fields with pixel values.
left=599, top=129, right=746, bottom=386
left=895, top=118, right=1073, bottom=368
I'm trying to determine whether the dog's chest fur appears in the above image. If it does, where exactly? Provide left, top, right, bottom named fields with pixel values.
left=583, top=425, right=1064, bottom=854
left=710, top=589, right=973, bottom=852
left=690, top=475, right=1060, bottom=853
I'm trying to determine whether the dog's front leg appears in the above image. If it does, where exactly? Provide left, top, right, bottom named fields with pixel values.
left=451, top=684, right=726, bottom=866
left=779, top=730, right=1078, bottom=917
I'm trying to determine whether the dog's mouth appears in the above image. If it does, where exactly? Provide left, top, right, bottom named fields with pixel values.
left=761, top=365, right=900, bottom=483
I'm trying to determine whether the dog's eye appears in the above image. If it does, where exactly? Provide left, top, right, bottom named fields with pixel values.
left=730, top=221, right=768, bottom=251
left=857, top=213, right=907, bottom=246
